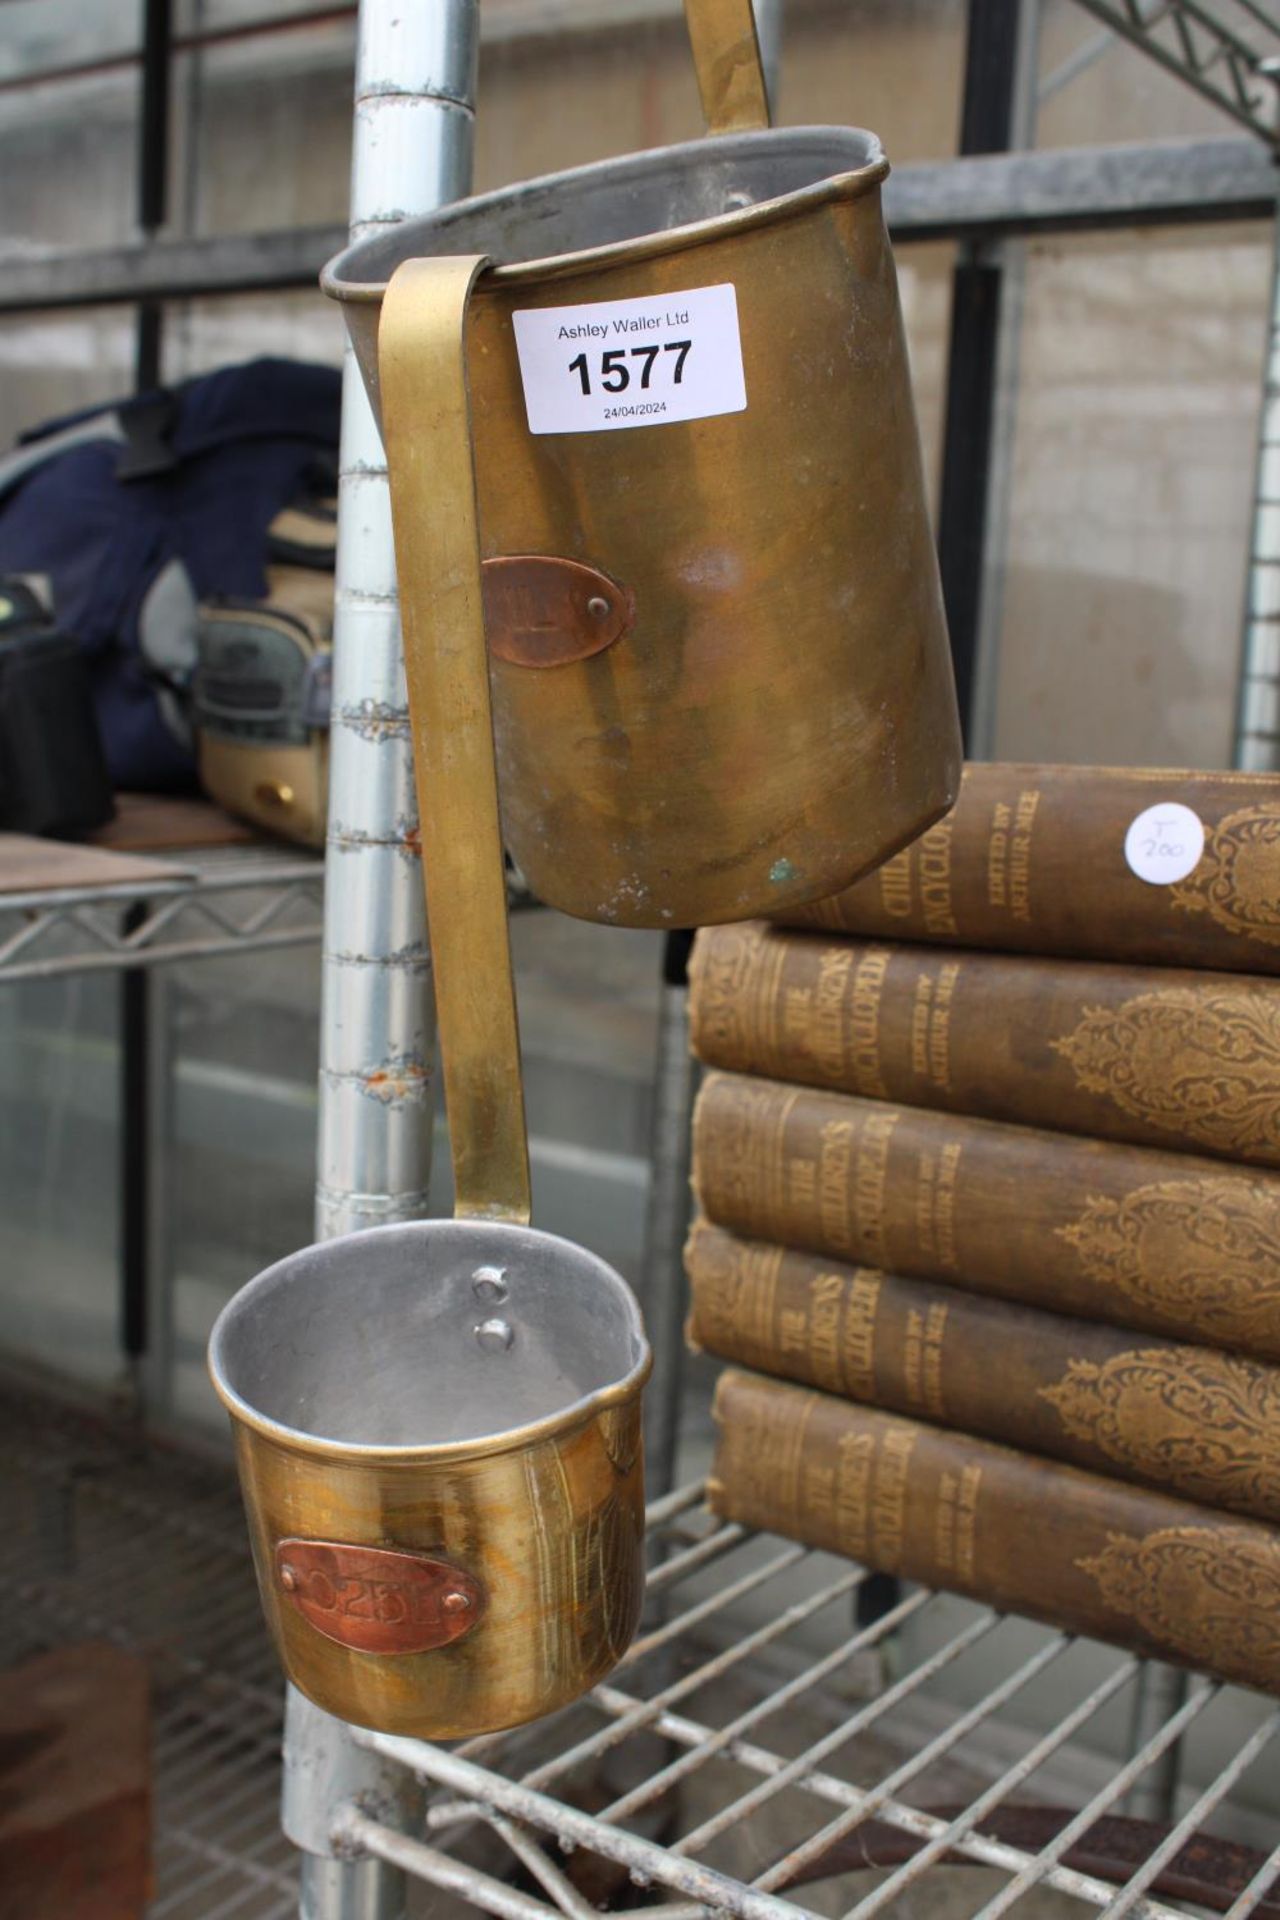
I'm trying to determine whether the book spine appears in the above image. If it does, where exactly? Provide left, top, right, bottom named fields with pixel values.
left=687, top=921, right=1280, bottom=1169
left=781, top=762, right=1280, bottom=975
left=710, top=1368, right=1280, bottom=1697
left=690, top=1071, right=1280, bottom=1362
left=686, top=1219, right=1280, bottom=1525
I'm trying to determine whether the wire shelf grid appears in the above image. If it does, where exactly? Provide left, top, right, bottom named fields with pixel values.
left=0, top=1377, right=296, bottom=1919
left=0, top=844, right=324, bottom=983
left=344, top=1486, right=1280, bottom=1920
left=2, top=1379, right=1279, bottom=1920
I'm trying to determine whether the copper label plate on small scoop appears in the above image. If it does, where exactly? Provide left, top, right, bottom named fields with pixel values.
left=275, top=1539, right=484, bottom=1654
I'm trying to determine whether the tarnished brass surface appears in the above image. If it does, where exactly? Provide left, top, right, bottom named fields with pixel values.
left=482, top=555, right=634, bottom=668
left=233, top=1395, right=646, bottom=1737
left=209, top=0, right=962, bottom=1748
left=211, top=1209, right=650, bottom=1739
left=380, top=255, right=531, bottom=1226
left=331, top=141, right=961, bottom=926
left=684, top=0, right=770, bottom=133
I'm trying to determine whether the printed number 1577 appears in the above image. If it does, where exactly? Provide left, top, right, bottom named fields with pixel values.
left=568, top=341, right=692, bottom=396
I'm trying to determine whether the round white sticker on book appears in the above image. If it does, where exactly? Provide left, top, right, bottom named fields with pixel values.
left=1123, top=802, right=1205, bottom=885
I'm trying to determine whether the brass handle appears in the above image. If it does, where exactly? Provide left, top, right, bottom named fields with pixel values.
left=378, top=254, right=532, bottom=1227
left=684, top=0, right=771, bottom=134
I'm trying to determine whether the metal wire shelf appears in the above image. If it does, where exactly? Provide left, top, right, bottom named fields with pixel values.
left=0, top=843, right=325, bottom=984
left=334, top=1484, right=1280, bottom=1920
left=3, top=1376, right=1280, bottom=1920
left=0, top=1375, right=296, bottom=1918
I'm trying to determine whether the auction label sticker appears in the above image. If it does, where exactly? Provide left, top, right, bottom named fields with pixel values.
left=1123, top=801, right=1205, bottom=885
left=512, top=283, right=746, bottom=435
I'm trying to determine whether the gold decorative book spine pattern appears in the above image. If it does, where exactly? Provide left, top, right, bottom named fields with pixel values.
left=686, top=1219, right=1280, bottom=1523
left=781, top=763, right=1280, bottom=975
left=709, top=1369, right=1280, bottom=1697
left=688, top=922, right=1280, bottom=1168
left=690, top=1072, right=1280, bottom=1360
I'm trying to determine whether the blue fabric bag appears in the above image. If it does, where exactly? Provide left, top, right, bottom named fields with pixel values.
left=0, top=357, right=340, bottom=790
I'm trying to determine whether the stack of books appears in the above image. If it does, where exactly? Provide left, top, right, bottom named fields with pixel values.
left=686, top=763, right=1280, bottom=1695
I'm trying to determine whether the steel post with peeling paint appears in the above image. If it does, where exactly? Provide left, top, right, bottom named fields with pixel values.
left=284, top=1693, right=426, bottom=1920
left=293, top=3, right=479, bottom=1915
left=316, top=1, right=476, bottom=1240
left=753, top=0, right=782, bottom=114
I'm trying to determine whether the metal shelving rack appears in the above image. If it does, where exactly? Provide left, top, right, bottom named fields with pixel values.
left=0, top=843, right=323, bottom=984
left=10, top=1374, right=1280, bottom=1920
left=0, top=1371, right=296, bottom=1920
left=289, top=1487, right=1280, bottom=1920
left=0, top=839, right=325, bottom=1420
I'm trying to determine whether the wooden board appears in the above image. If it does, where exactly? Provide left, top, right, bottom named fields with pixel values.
left=0, top=834, right=190, bottom=896
left=0, top=1641, right=151, bottom=1919
left=91, top=792, right=258, bottom=853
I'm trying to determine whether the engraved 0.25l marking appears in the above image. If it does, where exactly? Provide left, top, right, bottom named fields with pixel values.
left=274, top=1539, right=484, bottom=1655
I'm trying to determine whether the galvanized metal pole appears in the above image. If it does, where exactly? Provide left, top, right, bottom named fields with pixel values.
left=285, top=3, right=479, bottom=1913
left=1235, top=194, right=1280, bottom=771
left=637, top=933, right=697, bottom=1499
left=1123, top=1662, right=1189, bottom=1824
left=753, top=0, right=782, bottom=116
left=935, top=0, right=1023, bottom=742
left=316, top=5, right=477, bottom=1243
left=966, top=0, right=1040, bottom=758
left=285, top=1694, right=428, bottom=1920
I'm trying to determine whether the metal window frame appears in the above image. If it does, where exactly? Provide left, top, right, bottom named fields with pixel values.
left=1, top=135, right=1278, bottom=317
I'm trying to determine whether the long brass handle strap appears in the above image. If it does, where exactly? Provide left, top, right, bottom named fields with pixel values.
left=684, top=0, right=771, bottom=134
left=378, top=254, right=532, bottom=1227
